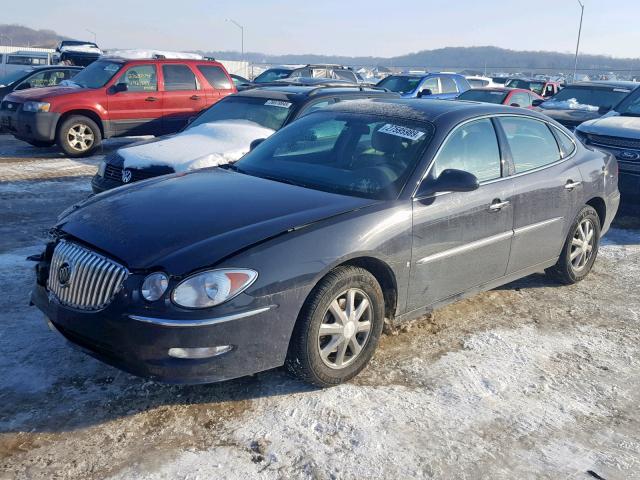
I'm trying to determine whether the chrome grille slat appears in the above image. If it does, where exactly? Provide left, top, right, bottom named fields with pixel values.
left=47, top=241, right=128, bottom=311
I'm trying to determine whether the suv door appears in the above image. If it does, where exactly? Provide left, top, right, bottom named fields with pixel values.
left=161, top=63, right=207, bottom=133
left=408, top=117, right=514, bottom=311
left=106, top=63, right=164, bottom=136
left=496, top=116, right=583, bottom=274
left=195, top=64, right=235, bottom=105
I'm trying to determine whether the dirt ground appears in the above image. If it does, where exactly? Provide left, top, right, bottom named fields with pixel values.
left=1, top=134, right=639, bottom=480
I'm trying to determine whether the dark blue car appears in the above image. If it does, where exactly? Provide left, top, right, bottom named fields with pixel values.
left=31, top=99, right=619, bottom=387
left=377, top=72, right=471, bottom=99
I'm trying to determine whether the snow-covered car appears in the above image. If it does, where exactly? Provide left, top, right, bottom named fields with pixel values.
left=535, top=81, right=639, bottom=130
left=575, top=87, right=640, bottom=203
left=56, top=40, right=103, bottom=67
left=91, top=85, right=398, bottom=192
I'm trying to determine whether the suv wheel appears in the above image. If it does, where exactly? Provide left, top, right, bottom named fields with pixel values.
left=285, top=266, right=385, bottom=387
left=546, top=205, right=600, bottom=284
left=57, top=115, right=102, bottom=157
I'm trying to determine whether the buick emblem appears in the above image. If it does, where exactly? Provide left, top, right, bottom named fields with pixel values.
left=121, top=169, right=132, bottom=183
left=619, top=151, right=639, bottom=161
left=58, top=262, right=72, bottom=287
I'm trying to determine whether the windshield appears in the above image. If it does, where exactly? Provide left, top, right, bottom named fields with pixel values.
left=254, top=68, right=293, bottom=83
left=376, top=76, right=422, bottom=94
left=505, top=79, right=545, bottom=95
left=458, top=89, right=507, bottom=104
left=613, top=88, right=640, bottom=116
left=0, top=69, right=30, bottom=87
left=66, top=60, right=122, bottom=88
left=189, top=96, right=293, bottom=131
left=234, top=112, right=433, bottom=200
left=543, top=86, right=631, bottom=110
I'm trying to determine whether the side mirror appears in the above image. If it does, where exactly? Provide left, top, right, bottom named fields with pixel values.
left=510, top=103, right=521, bottom=108
left=417, top=88, right=433, bottom=98
left=109, top=83, right=128, bottom=94
left=417, top=169, right=480, bottom=197
left=250, top=138, right=266, bottom=151
left=531, top=99, right=544, bottom=107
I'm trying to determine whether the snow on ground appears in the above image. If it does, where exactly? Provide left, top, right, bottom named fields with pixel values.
left=1, top=136, right=640, bottom=479
left=120, top=121, right=275, bottom=172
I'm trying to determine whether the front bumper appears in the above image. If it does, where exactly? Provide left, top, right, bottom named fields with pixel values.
left=0, top=109, right=60, bottom=143
left=91, top=173, right=121, bottom=194
left=31, top=277, right=301, bottom=384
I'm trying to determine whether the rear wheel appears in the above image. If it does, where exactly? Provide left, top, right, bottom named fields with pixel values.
left=56, top=115, right=102, bottom=157
left=285, top=266, right=385, bottom=387
left=546, top=205, right=600, bottom=284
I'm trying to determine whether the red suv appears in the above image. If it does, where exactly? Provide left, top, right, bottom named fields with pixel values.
left=0, top=57, right=236, bottom=156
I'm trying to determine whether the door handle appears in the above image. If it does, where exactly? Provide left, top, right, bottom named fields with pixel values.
left=489, top=200, right=510, bottom=211
left=145, top=96, right=158, bottom=102
left=190, top=95, right=201, bottom=100
left=564, top=180, right=582, bottom=190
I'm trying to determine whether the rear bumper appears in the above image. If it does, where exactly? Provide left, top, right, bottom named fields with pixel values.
left=0, top=109, right=60, bottom=142
left=31, top=281, right=301, bottom=384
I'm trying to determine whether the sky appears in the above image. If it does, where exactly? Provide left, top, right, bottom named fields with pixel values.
left=7, top=0, right=640, bottom=59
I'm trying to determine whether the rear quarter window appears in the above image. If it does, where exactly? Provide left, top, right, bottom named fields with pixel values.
left=197, top=65, right=232, bottom=89
left=553, top=127, right=577, bottom=158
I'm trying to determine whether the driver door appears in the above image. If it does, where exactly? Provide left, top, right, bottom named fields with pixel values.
left=407, top=118, right=514, bottom=311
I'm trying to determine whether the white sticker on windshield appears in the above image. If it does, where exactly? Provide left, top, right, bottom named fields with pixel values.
left=265, top=100, right=292, bottom=108
left=378, top=124, right=425, bottom=141
left=104, top=64, right=120, bottom=72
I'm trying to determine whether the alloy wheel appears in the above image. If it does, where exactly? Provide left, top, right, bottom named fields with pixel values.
left=66, top=123, right=95, bottom=152
left=570, top=218, right=595, bottom=272
left=318, top=288, right=372, bottom=369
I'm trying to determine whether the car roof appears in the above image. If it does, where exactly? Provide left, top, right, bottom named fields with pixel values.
left=567, top=80, right=640, bottom=89
left=318, top=97, right=551, bottom=124
left=461, top=87, right=529, bottom=94
left=99, top=57, right=223, bottom=65
left=236, top=85, right=396, bottom=103
left=390, top=72, right=464, bottom=78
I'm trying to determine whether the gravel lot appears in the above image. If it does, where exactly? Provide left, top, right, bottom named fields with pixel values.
left=1, top=134, right=639, bottom=480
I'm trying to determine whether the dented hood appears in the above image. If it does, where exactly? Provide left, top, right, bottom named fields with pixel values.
left=57, top=168, right=377, bottom=274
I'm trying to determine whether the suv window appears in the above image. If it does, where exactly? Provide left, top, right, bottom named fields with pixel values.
left=509, top=92, right=531, bottom=107
left=440, top=76, right=458, bottom=94
left=421, top=77, right=440, bottom=94
left=8, top=55, right=47, bottom=66
left=335, top=70, right=357, bottom=82
left=19, top=69, right=75, bottom=89
left=197, top=65, right=232, bottom=89
left=162, top=64, right=197, bottom=91
left=499, top=117, right=561, bottom=173
left=117, top=65, right=157, bottom=91
left=432, top=118, right=501, bottom=182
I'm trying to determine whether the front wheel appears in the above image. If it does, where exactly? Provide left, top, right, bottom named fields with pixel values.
left=546, top=205, right=600, bottom=284
left=56, top=115, right=102, bottom=157
left=285, top=266, right=385, bottom=387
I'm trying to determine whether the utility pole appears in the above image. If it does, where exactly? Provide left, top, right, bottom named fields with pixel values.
left=225, top=18, right=244, bottom=61
left=573, top=0, right=585, bottom=83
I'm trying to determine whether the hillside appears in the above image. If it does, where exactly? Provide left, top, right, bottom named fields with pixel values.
left=0, top=24, right=65, bottom=48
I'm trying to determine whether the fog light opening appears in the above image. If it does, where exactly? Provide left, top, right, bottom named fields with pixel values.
left=168, top=345, right=233, bottom=359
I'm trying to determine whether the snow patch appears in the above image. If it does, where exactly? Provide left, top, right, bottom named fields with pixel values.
left=120, top=120, right=275, bottom=172
left=105, top=49, right=203, bottom=60
left=543, top=98, right=600, bottom=112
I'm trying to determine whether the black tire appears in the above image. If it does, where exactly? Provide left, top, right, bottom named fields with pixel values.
left=546, top=205, right=600, bottom=284
left=56, top=115, right=102, bottom=157
left=285, top=266, right=385, bottom=387
left=26, top=140, right=54, bottom=148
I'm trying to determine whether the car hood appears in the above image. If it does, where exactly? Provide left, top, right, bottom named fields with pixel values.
left=4, top=85, right=85, bottom=102
left=119, top=120, right=276, bottom=172
left=577, top=114, right=640, bottom=139
left=57, top=168, right=378, bottom=274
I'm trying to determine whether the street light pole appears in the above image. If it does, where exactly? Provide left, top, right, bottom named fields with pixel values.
left=0, top=34, right=13, bottom=47
left=86, top=29, right=97, bottom=44
left=226, top=18, right=244, bottom=61
left=573, top=0, right=585, bottom=83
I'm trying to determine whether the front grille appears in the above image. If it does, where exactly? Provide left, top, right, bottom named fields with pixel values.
left=47, top=241, right=128, bottom=310
left=588, top=134, right=640, bottom=150
left=103, top=164, right=172, bottom=184
left=0, top=100, right=20, bottom=111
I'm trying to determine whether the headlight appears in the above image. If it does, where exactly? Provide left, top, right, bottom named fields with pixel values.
left=97, top=160, right=106, bottom=177
left=172, top=269, right=258, bottom=309
left=141, top=272, right=169, bottom=302
left=23, top=101, right=51, bottom=113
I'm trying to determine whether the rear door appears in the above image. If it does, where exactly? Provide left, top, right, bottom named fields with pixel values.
left=106, top=63, right=164, bottom=136
left=408, top=117, right=514, bottom=310
left=195, top=64, right=235, bottom=105
left=161, top=63, right=207, bottom=134
left=496, top=115, right=583, bottom=273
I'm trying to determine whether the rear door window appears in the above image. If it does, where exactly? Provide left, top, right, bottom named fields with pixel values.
left=440, top=76, right=458, bottom=93
left=498, top=117, right=562, bottom=173
left=432, top=118, right=502, bottom=182
left=117, top=65, right=157, bottom=91
left=197, top=65, right=232, bottom=89
left=162, top=64, right=198, bottom=91
left=421, top=77, right=440, bottom=94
